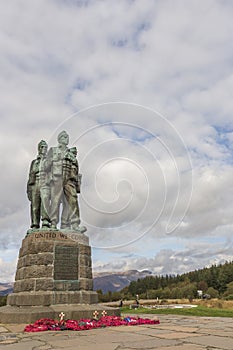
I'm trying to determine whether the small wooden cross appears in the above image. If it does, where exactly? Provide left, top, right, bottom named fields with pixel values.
left=93, top=310, right=99, bottom=319
left=101, top=310, right=107, bottom=317
left=59, top=312, right=65, bottom=322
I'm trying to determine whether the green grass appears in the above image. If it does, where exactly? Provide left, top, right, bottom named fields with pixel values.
left=121, top=305, right=233, bottom=318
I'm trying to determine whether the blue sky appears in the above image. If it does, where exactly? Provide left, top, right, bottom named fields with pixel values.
left=0, top=0, right=233, bottom=282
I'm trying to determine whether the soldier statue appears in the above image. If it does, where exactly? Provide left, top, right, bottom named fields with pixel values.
left=27, top=131, right=85, bottom=233
left=46, top=130, right=69, bottom=229
left=27, top=140, right=51, bottom=229
left=61, top=146, right=81, bottom=230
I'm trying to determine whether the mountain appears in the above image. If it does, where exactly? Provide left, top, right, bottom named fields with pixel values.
left=0, top=270, right=153, bottom=295
left=0, top=282, right=13, bottom=296
left=93, top=269, right=153, bottom=293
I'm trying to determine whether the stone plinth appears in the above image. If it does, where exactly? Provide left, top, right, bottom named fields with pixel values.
left=0, top=230, right=120, bottom=323
left=7, top=230, right=98, bottom=307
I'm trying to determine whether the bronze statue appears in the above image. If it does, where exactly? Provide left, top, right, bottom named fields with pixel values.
left=27, top=131, right=86, bottom=233
left=61, top=146, right=80, bottom=230
left=47, top=130, right=69, bottom=229
left=27, top=140, right=51, bottom=229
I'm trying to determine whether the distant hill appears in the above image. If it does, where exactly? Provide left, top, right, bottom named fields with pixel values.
left=0, top=270, right=152, bottom=295
left=93, top=269, right=152, bottom=293
left=0, top=282, right=13, bottom=296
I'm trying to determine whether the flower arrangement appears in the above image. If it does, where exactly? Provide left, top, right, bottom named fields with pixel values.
left=24, top=315, right=160, bottom=332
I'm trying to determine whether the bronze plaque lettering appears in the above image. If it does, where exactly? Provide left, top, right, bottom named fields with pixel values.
left=54, top=246, right=78, bottom=280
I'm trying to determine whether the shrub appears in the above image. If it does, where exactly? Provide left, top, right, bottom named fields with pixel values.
left=0, top=296, right=7, bottom=307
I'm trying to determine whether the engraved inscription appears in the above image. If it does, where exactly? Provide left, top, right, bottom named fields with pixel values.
left=54, top=246, right=79, bottom=280
left=34, top=232, right=68, bottom=239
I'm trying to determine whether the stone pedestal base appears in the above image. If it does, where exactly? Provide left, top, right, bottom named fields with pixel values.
left=1, top=230, right=121, bottom=324
left=7, top=290, right=98, bottom=306
left=0, top=230, right=120, bottom=324
left=8, top=230, right=97, bottom=307
left=0, top=304, right=120, bottom=324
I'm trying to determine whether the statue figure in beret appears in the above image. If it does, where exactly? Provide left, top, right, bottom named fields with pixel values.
left=27, top=140, right=51, bottom=230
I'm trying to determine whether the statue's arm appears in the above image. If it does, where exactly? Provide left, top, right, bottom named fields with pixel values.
left=27, top=161, right=35, bottom=201
left=76, top=173, right=82, bottom=193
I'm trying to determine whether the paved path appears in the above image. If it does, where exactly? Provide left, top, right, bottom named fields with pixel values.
left=0, top=314, right=233, bottom=349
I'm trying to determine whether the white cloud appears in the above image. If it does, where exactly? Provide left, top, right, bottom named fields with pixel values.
left=93, top=240, right=233, bottom=276
left=0, top=0, right=233, bottom=280
left=0, top=256, right=17, bottom=283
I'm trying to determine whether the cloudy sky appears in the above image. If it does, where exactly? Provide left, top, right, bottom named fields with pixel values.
left=1, top=0, right=233, bottom=282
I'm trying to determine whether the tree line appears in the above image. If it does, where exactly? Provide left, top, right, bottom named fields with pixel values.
left=97, top=261, right=233, bottom=302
